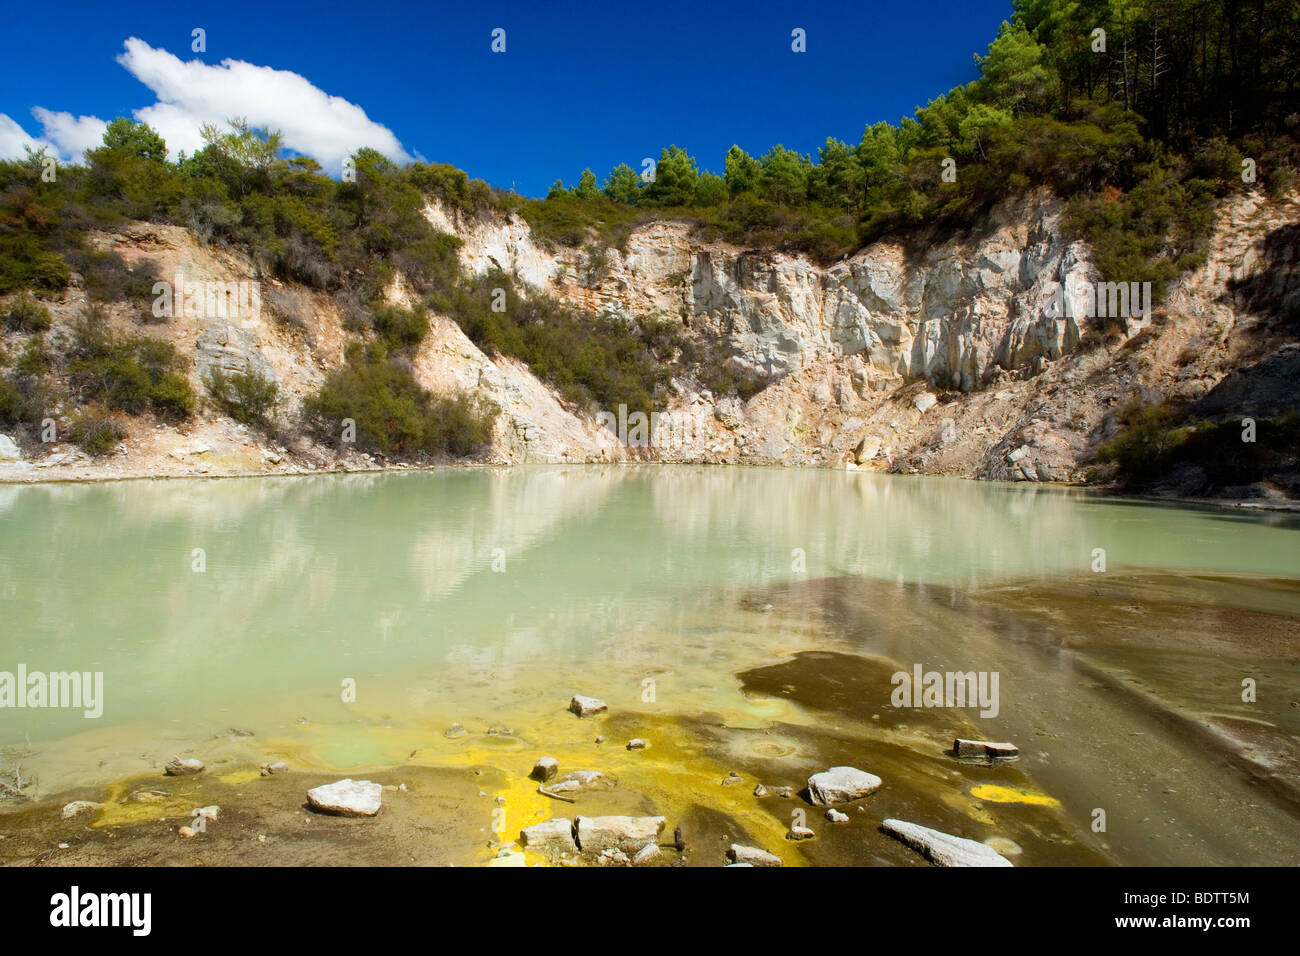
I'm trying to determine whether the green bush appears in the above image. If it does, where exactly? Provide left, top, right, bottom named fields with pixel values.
left=301, top=345, right=496, bottom=458
left=65, top=306, right=196, bottom=419
left=2, top=292, right=51, bottom=332
left=67, top=405, right=124, bottom=457
left=204, top=366, right=279, bottom=426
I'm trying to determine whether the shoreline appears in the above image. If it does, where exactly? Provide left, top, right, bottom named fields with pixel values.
left=3, top=457, right=1298, bottom=516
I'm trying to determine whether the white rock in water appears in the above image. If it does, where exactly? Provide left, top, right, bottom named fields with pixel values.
left=306, top=778, right=382, bottom=816
left=569, top=695, right=607, bottom=717
left=0, top=435, right=21, bottom=461
left=520, top=818, right=577, bottom=855
left=260, top=761, right=288, bottom=776
left=530, top=756, right=559, bottom=781
left=726, top=844, right=782, bottom=867
left=164, top=756, right=204, bottom=776
left=626, top=738, right=647, bottom=750
left=61, top=801, right=104, bottom=819
left=575, top=815, right=665, bottom=856
left=881, top=818, right=1013, bottom=867
left=953, top=738, right=1019, bottom=759
left=825, top=808, right=850, bottom=823
left=806, top=766, right=881, bottom=805
left=787, top=825, right=815, bottom=841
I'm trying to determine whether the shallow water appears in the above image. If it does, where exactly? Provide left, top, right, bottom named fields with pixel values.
left=1, top=466, right=1298, bottom=866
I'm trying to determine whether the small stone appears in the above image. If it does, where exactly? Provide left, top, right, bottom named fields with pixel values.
left=953, top=738, right=1019, bottom=760
left=626, top=738, right=647, bottom=751
left=569, top=695, right=607, bottom=717
left=806, top=766, right=881, bottom=806
left=178, top=826, right=196, bottom=838
left=632, top=843, right=662, bottom=866
left=443, top=722, right=467, bottom=739
left=164, top=756, right=204, bottom=776
left=61, top=801, right=104, bottom=819
left=597, top=847, right=631, bottom=866
left=531, top=756, right=558, bottom=782
left=753, top=784, right=769, bottom=797
left=260, top=761, right=288, bottom=776
left=306, top=778, right=382, bottom=816
left=825, top=809, right=850, bottom=823
left=721, top=772, right=744, bottom=787
left=787, top=825, right=815, bottom=841
left=727, top=844, right=782, bottom=867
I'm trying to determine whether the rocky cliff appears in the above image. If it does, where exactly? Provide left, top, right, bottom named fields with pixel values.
left=2, top=185, right=1296, bottom=492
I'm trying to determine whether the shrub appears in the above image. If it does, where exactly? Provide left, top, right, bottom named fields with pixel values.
left=2, top=292, right=51, bottom=332
left=301, top=345, right=496, bottom=458
left=67, top=405, right=124, bottom=457
left=204, top=366, right=279, bottom=426
left=65, top=305, right=196, bottom=419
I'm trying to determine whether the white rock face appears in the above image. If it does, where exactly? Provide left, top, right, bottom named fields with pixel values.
left=882, top=818, right=1013, bottom=867
left=306, top=778, right=382, bottom=816
left=806, top=766, right=882, bottom=805
left=727, top=844, right=782, bottom=867
left=575, top=815, right=665, bottom=856
left=0, top=435, right=21, bottom=461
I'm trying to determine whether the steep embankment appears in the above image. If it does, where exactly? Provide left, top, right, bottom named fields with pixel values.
left=1, top=186, right=1296, bottom=493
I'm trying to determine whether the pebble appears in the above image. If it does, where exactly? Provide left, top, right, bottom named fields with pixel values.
left=825, top=809, right=850, bottom=823
left=626, top=738, right=647, bottom=751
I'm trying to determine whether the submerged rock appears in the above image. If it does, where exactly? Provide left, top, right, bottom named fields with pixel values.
left=754, top=783, right=794, bottom=799
left=306, top=779, right=382, bottom=817
left=953, top=738, right=1019, bottom=759
left=125, top=789, right=169, bottom=804
left=569, top=695, right=607, bottom=717
left=787, top=825, right=815, bottom=841
left=531, top=756, right=559, bottom=782
left=825, top=808, right=850, bottom=823
left=881, top=818, right=1013, bottom=867
left=626, top=738, right=647, bottom=751
left=61, top=801, right=104, bottom=819
left=260, top=761, right=288, bottom=776
left=547, top=770, right=616, bottom=795
left=520, top=817, right=577, bottom=855
left=806, top=766, right=881, bottom=805
left=164, top=756, right=204, bottom=776
left=575, top=815, right=665, bottom=856
left=443, top=722, right=468, bottom=739
left=727, top=844, right=782, bottom=867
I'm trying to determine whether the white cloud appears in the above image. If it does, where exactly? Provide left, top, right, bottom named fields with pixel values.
left=117, top=37, right=412, bottom=170
left=0, top=114, right=48, bottom=159
left=30, top=108, right=108, bottom=160
left=0, top=38, right=412, bottom=172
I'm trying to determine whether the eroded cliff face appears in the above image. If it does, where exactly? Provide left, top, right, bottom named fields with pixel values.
left=2, top=185, right=1295, bottom=487
left=429, top=187, right=1300, bottom=485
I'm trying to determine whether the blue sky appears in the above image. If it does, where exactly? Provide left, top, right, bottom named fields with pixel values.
left=0, top=0, right=1013, bottom=196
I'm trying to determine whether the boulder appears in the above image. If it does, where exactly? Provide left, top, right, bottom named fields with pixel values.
left=0, top=435, right=21, bottom=461
left=575, top=815, right=665, bottom=856
left=726, top=844, right=782, bottom=867
left=530, top=756, right=559, bottom=782
left=881, top=818, right=1013, bottom=867
left=520, top=817, right=577, bottom=855
left=306, top=778, right=382, bottom=817
left=806, top=766, right=881, bottom=805
left=569, top=695, right=607, bottom=717
left=953, top=738, right=1019, bottom=759
left=164, top=756, right=204, bottom=776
